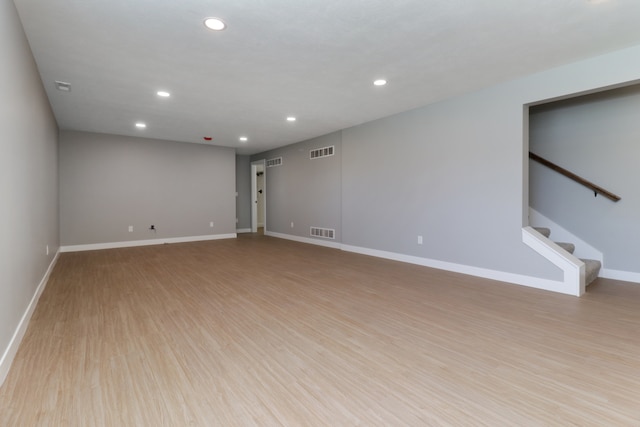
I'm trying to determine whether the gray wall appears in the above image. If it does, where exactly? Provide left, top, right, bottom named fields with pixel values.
left=252, top=132, right=342, bottom=240
left=59, top=131, right=236, bottom=246
left=530, top=86, right=640, bottom=272
left=340, top=87, right=558, bottom=277
left=235, top=155, right=251, bottom=230
left=252, top=43, right=640, bottom=284
left=0, top=0, right=58, bottom=373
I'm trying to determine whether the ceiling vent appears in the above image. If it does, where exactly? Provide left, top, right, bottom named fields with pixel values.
left=310, top=146, right=334, bottom=159
left=54, top=81, right=71, bottom=92
left=310, top=226, right=335, bottom=239
left=266, top=157, right=282, bottom=167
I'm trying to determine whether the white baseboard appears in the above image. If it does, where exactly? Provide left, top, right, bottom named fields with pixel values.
left=600, top=268, right=640, bottom=283
left=236, top=228, right=252, bottom=234
left=265, top=231, right=341, bottom=249
left=341, top=244, right=568, bottom=295
left=60, top=233, right=237, bottom=253
left=0, top=251, right=59, bottom=387
left=265, top=231, right=569, bottom=295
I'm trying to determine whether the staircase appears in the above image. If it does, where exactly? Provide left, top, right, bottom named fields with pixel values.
left=534, top=227, right=601, bottom=287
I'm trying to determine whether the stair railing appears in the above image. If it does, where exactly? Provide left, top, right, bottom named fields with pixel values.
left=529, top=152, right=621, bottom=202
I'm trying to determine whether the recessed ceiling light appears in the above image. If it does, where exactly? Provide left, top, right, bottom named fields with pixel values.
left=286, top=116, right=296, bottom=122
left=157, top=91, right=170, bottom=97
left=373, top=79, right=387, bottom=86
left=135, top=123, right=146, bottom=129
left=204, top=17, right=226, bottom=31
left=239, top=136, right=248, bottom=142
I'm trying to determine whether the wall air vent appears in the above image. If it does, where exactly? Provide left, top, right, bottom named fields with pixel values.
left=55, top=81, right=72, bottom=92
left=310, top=226, right=335, bottom=239
left=310, top=146, right=334, bottom=159
left=266, top=157, right=282, bottom=167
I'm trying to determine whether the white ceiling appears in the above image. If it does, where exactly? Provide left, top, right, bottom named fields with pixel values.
left=13, top=0, right=640, bottom=155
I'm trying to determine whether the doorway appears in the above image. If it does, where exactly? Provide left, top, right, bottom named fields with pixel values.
left=251, top=160, right=266, bottom=233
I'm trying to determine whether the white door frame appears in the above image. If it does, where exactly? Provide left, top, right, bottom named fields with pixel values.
left=251, top=160, right=266, bottom=233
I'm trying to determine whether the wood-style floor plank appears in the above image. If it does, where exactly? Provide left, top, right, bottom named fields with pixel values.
left=1, top=234, right=639, bottom=426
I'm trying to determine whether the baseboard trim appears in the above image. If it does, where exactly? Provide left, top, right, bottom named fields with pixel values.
left=341, top=244, right=567, bottom=295
left=0, top=251, right=59, bottom=387
left=60, top=233, right=237, bottom=253
left=264, top=231, right=567, bottom=295
left=236, top=228, right=252, bottom=234
left=264, top=231, right=341, bottom=249
left=600, top=268, right=640, bottom=283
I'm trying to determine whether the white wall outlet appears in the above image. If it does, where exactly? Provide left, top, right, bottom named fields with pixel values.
left=417, top=235, right=423, bottom=245
left=46, top=245, right=49, bottom=255
left=128, top=225, right=133, bottom=232
left=290, top=221, right=294, bottom=228
left=210, top=221, right=214, bottom=228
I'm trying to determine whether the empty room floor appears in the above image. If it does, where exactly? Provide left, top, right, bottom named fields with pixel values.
left=1, top=234, right=639, bottom=426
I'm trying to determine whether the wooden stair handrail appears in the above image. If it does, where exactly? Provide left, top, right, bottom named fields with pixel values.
left=529, top=152, right=621, bottom=202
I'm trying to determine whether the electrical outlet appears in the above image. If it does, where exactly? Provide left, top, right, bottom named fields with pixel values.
left=46, top=245, right=49, bottom=255
left=210, top=221, right=214, bottom=228
left=128, top=225, right=133, bottom=232
left=290, top=221, right=294, bottom=228
left=417, top=235, right=423, bottom=245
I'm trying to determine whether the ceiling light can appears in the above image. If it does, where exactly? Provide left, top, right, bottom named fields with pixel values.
left=204, top=17, right=226, bottom=31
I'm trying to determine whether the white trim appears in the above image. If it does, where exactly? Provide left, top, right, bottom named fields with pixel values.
left=60, top=234, right=237, bottom=253
left=265, top=231, right=341, bottom=249
left=522, top=226, right=585, bottom=296
left=528, top=208, right=602, bottom=262
left=236, top=228, right=252, bottom=234
left=251, top=159, right=266, bottom=234
left=265, top=231, right=571, bottom=295
left=600, top=268, right=640, bottom=283
left=341, top=244, right=567, bottom=295
left=251, top=163, right=258, bottom=233
left=0, top=251, right=59, bottom=387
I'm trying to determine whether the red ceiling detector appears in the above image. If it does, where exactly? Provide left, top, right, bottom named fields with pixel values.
left=203, top=136, right=212, bottom=141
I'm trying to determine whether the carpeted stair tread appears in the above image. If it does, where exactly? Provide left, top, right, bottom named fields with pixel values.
left=582, top=259, right=601, bottom=286
left=532, top=225, right=602, bottom=289
left=534, top=227, right=551, bottom=238
left=555, top=242, right=575, bottom=254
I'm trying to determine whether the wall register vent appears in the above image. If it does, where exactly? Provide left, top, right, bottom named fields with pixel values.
left=310, top=146, right=334, bottom=159
left=266, top=157, right=283, bottom=167
left=310, top=227, right=335, bottom=239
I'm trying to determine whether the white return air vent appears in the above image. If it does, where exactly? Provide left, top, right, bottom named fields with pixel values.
left=266, top=157, right=282, bottom=167
left=310, top=146, right=334, bottom=159
left=310, top=226, right=335, bottom=239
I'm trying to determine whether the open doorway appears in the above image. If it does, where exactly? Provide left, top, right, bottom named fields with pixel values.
left=251, top=160, right=266, bottom=233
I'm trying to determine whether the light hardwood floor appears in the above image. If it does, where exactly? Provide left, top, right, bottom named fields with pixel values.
left=1, top=234, right=639, bottom=426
